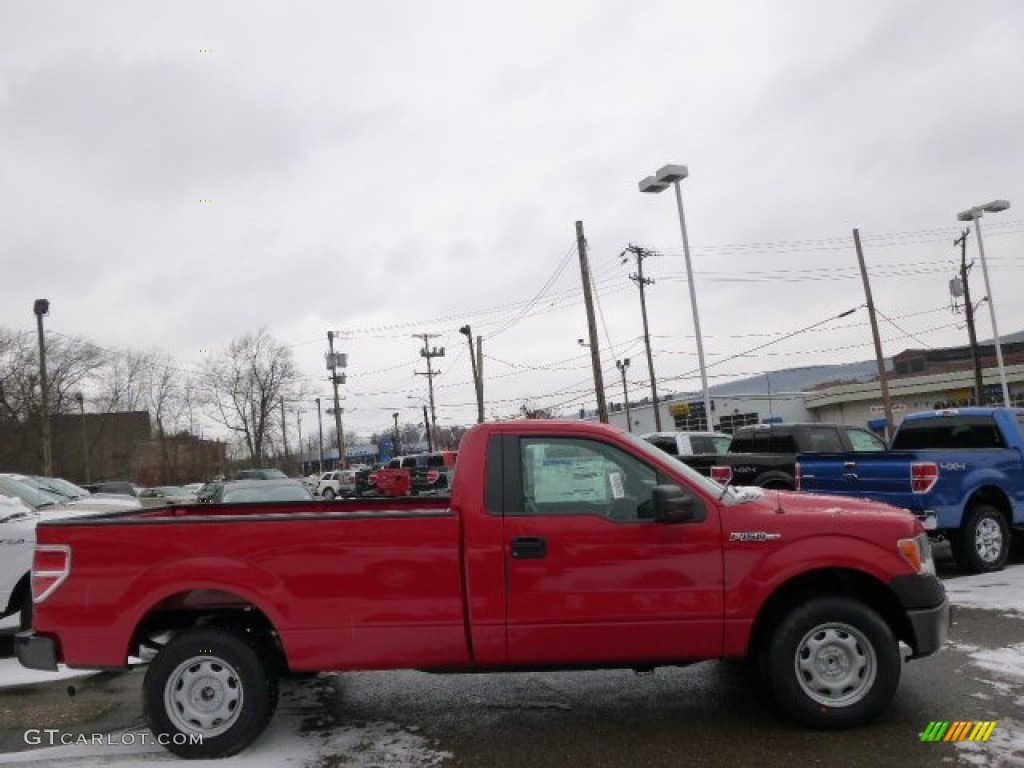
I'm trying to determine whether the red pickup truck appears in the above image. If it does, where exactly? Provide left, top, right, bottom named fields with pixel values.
left=17, top=420, right=948, bottom=759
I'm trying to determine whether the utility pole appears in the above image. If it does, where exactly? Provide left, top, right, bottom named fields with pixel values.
left=576, top=220, right=608, bottom=423
left=954, top=229, right=986, bottom=404
left=33, top=299, right=52, bottom=476
left=623, top=244, right=662, bottom=431
left=423, top=405, right=433, bottom=451
left=853, top=229, right=895, bottom=441
left=414, top=333, right=444, bottom=446
left=296, top=409, right=304, bottom=473
left=327, top=332, right=348, bottom=468
left=279, top=397, right=289, bottom=460
left=616, top=359, right=633, bottom=432
left=392, top=412, right=401, bottom=456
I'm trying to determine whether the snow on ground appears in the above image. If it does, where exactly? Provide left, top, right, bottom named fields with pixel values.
left=943, top=565, right=1024, bottom=616
left=0, top=675, right=451, bottom=767
left=952, top=566, right=1024, bottom=768
left=0, top=658, right=95, bottom=689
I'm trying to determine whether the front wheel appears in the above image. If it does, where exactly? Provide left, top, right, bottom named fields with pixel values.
left=143, top=628, right=279, bottom=759
left=322, top=488, right=336, bottom=500
left=765, top=596, right=900, bottom=728
left=951, top=504, right=1009, bottom=574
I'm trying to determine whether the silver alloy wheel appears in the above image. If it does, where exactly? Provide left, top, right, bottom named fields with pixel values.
left=164, top=655, right=244, bottom=737
left=794, top=622, right=876, bottom=707
left=975, top=517, right=1004, bottom=563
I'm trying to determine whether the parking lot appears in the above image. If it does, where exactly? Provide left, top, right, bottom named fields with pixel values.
left=1, top=543, right=1021, bottom=768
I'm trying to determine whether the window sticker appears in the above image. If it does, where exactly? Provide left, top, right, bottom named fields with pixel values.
left=608, top=471, right=625, bottom=499
left=533, top=456, right=609, bottom=503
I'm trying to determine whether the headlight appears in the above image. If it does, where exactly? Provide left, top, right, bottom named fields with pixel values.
left=898, top=532, right=935, bottom=575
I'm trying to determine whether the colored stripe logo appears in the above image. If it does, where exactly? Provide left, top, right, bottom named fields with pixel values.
left=921, top=721, right=997, bottom=742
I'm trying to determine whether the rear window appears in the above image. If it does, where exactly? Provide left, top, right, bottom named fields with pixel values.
left=645, top=436, right=679, bottom=456
left=892, top=415, right=1007, bottom=450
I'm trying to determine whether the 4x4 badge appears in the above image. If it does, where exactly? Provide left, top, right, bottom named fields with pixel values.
left=729, top=532, right=782, bottom=542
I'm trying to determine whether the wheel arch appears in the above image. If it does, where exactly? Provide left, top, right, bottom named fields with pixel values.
left=752, top=470, right=795, bottom=490
left=964, top=485, right=1012, bottom=522
left=747, top=568, right=911, bottom=659
left=128, top=588, right=287, bottom=671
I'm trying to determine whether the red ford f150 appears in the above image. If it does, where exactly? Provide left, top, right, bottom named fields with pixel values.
left=17, top=420, right=948, bottom=759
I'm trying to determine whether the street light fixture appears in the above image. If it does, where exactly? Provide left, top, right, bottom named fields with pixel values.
left=616, top=359, right=633, bottom=433
left=639, top=164, right=713, bottom=431
left=957, top=199, right=1012, bottom=406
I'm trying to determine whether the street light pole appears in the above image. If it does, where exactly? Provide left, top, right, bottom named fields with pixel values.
left=459, top=324, right=484, bottom=423
left=75, top=392, right=90, bottom=483
left=958, top=200, right=1012, bottom=406
left=616, top=359, right=633, bottom=433
left=639, top=165, right=713, bottom=431
left=315, top=397, right=325, bottom=473
left=33, top=299, right=52, bottom=476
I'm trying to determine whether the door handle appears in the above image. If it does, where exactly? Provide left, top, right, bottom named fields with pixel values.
left=511, top=536, right=547, bottom=559
left=843, top=472, right=858, bottom=482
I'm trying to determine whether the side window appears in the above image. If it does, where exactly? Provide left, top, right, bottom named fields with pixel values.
left=769, top=432, right=799, bottom=453
left=804, top=428, right=842, bottom=452
left=519, top=437, right=660, bottom=522
left=846, top=427, right=887, bottom=452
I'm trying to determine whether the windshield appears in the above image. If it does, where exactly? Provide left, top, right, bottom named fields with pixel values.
left=0, top=476, right=65, bottom=509
left=619, top=432, right=751, bottom=505
left=33, top=476, right=89, bottom=500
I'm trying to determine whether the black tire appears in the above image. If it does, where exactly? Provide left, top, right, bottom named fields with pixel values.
left=322, top=488, right=336, bottom=500
left=143, top=627, right=279, bottom=759
left=18, top=598, right=32, bottom=632
left=951, top=504, right=1009, bottom=574
left=764, top=596, right=900, bottom=728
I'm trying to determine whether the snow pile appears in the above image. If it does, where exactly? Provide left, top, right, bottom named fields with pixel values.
left=0, top=657, right=95, bottom=689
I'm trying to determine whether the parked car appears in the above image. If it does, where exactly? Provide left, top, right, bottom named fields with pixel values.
left=19, top=419, right=948, bottom=759
left=81, top=480, right=139, bottom=498
left=643, top=431, right=732, bottom=458
left=315, top=470, right=357, bottom=499
left=678, top=422, right=887, bottom=490
left=138, top=486, right=197, bottom=506
left=206, top=479, right=313, bottom=504
left=235, top=468, right=288, bottom=481
left=797, top=406, right=1024, bottom=573
left=32, top=477, right=140, bottom=510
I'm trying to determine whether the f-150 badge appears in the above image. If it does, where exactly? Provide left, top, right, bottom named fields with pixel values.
left=729, top=532, right=782, bottom=542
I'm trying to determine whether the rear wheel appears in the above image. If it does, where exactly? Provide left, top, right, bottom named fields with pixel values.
left=143, top=628, right=279, bottom=759
left=951, top=504, right=1009, bottom=574
left=765, top=596, right=900, bottom=728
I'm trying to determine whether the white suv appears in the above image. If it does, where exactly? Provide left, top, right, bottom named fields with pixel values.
left=315, top=470, right=357, bottom=499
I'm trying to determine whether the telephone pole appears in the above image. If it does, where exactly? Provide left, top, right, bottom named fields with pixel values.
left=315, top=397, right=325, bottom=473
left=623, top=244, right=662, bottom=431
left=326, top=332, right=348, bottom=468
left=414, top=334, right=444, bottom=447
left=853, top=229, right=895, bottom=441
left=577, top=221, right=608, bottom=423
left=296, top=409, right=304, bottom=471
left=33, top=299, right=52, bottom=476
left=954, top=229, right=986, bottom=404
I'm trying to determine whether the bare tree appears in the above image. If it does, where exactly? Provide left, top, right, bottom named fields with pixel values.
left=199, top=329, right=302, bottom=464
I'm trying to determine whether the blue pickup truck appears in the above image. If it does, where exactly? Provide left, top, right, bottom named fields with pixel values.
left=796, top=407, right=1024, bottom=574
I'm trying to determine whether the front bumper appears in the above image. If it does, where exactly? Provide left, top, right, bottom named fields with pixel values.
left=15, top=631, right=59, bottom=671
left=889, top=573, right=951, bottom=658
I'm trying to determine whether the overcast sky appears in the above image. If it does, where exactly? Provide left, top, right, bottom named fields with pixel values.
left=2, top=0, right=1023, bottom=441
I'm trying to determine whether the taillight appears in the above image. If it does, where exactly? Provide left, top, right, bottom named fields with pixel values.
left=910, top=462, right=939, bottom=494
left=426, top=470, right=440, bottom=484
left=32, top=545, right=71, bottom=603
left=711, top=466, right=733, bottom=485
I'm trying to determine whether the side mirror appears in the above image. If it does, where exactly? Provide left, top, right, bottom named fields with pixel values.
left=652, top=485, right=705, bottom=524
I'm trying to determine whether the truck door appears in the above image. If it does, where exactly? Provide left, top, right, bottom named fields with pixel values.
left=501, top=435, right=723, bottom=665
